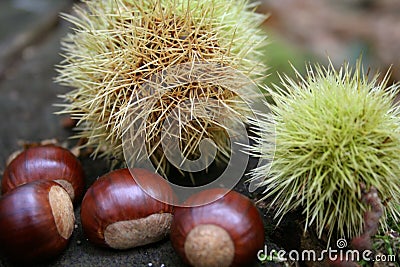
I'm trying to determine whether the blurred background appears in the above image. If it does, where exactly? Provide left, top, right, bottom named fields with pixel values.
left=0, top=0, right=76, bottom=167
left=259, top=0, right=400, bottom=86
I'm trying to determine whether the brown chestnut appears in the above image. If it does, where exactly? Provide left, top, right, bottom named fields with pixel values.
left=2, top=144, right=85, bottom=202
left=170, top=189, right=265, bottom=267
left=0, top=180, right=75, bottom=263
left=80, top=168, right=176, bottom=249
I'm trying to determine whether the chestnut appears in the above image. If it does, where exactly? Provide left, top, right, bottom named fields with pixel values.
left=0, top=180, right=75, bottom=263
left=170, top=189, right=265, bottom=267
left=2, top=144, right=85, bottom=202
left=80, top=168, right=176, bottom=249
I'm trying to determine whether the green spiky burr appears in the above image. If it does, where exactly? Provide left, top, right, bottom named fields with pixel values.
left=249, top=60, right=400, bottom=242
left=55, top=0, right=267, bottom=174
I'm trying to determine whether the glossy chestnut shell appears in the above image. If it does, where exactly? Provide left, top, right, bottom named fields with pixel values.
left=170, top=188, right=265, bottom=267
left=80, top=168, right=176, bottom=249
left=0, top=180, right=75, bottom=263
left=2, top=144, right=85, bottom=202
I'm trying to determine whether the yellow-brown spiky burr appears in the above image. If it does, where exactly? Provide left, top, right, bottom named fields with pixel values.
left=55, top=0, right=267, bottom=175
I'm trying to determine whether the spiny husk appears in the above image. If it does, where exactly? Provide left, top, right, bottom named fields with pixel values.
left=249, top=60, right=400, bottom=243
left=55, top=0, right=267, bottom=174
